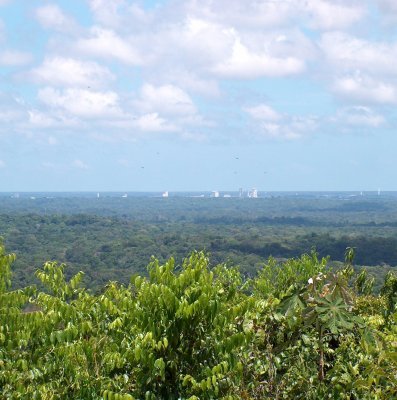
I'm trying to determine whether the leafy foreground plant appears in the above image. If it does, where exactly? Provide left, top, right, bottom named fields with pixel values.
left=0, top=243, right=397, bottom=399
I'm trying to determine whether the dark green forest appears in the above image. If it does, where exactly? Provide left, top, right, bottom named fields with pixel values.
left=0, top=194, right=396, bottom=290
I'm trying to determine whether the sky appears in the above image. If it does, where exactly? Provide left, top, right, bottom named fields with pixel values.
left=0, top=0, right=397, bottom=192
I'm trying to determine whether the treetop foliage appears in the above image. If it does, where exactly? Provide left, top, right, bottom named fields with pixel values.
left=1, top=242, right=397, bottom=399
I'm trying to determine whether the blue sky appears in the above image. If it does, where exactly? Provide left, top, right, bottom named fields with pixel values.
left=0, top=0, right=397, bottom=191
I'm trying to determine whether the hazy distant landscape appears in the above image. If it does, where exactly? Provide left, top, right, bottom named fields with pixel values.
left=1, top=191, right=396, bottom=290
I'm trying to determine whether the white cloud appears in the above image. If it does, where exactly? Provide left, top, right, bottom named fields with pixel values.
left=152, top=69, right=220, bottom=97
left=244, top=104, right=282, bottom=121
left=136, top=84, right=197, bottom=116
left=72, top=159, right=89, bottom=170
left=87, top=0, right=151, bottom=31
left=1, top=0, right=389, bottom=145
left=245, top=103, right=317, bottom=140
left=29, top=57, right=114, bottom=88
left=333, top=74, right=397, bottom=104
left=376, top=0, right=397, bottom=23
left=38, top=87, right=123, bottom=118
left=74, top=27, right=142, bottom=65
left=320, top=32, right=397, bottom=105
left=176, top=18, right=236, bottom=68
left=0, top=50, right=32, bottom=66
left=377, top=0, right=397, bottom=12
left=28, top=109, right=80, bottom=129
left=28, top=110, right=56, bottom=128
left=71, top=13, right=309, bottom=82
left=36, top=4, right=77, bottom=33
left=336, top=106, right=385, bottom=128
left=185, top=0, right=364, bottom=31
left=305, top=0, right=365, bottom=30
left=213, top=36, right=305, bottom=79
left=321, top=32, right=397, bottom=77
left=88, top=0, right=129, bottom=28
left=134, top=113, right=176, bottom=132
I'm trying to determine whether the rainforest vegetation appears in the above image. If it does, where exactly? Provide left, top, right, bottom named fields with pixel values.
left=1, top=242, right=397, bottom=399
left=0, top=194, right=396, bottom=290
left=1, top=194, right=397, bottom=398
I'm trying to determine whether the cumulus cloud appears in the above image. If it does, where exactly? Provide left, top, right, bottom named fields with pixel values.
left=0, top=50, right=32, bottom=66
left=28, top=110, right=57, bottom=128
left=74, top=27, right=142, bottom=65
left=70, top=11, right=310, bottom=82
left=244, top=104, right=281, bottom=121
left=377, top=0, right=397, bottom=12
left=151, top=69, right=220, bottom=97
left=245, top=103, right=317, bottom=140
left=29, top=57, right=114, bottom=88
left=321, top=32, right=397, bottom=76
left=184, top=0, right=295, bottom=29
left=134, top=113, right=176, bottom=132
left=185, top=0, right=365, bottom=31
left=319, top=32, right=397, bottom=105
left=135, top=84, right=197, bottom=116
left=213, top=37, right=305, bottom=79
left=376, top=0, right=397, bottom=23
left=333, top=74, right=397, bottom=104
left=155, top=17, right=309, bottom=80
left=305, top=0, right=366, bottom=30
left=335, top=106, right=386, bottom=128
left=38, top=87, right=123, bottom=118
left=88, top=0, right=122, bottom=25
left=0, top=0, right=392, bottom=145
left=87, top=0, right=149, bottom=29
left=36, top=4, right=77, bottom=33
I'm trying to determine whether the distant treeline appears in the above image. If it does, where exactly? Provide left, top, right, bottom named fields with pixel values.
left=0, top=207, right=396, bottom=290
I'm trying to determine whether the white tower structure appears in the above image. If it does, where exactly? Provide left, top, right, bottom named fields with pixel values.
left=248, top=188, right=258, bottom=198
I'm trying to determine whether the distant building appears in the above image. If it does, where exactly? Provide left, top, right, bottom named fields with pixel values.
left=162, top=191, right=169, bottom=198
left=248, top=188, right=258, bottom=198
left=211, top=191, right=219, bottom=198
left=239, top=188, right=243, bottom=198
left=122, top=193, right=128, bottom=198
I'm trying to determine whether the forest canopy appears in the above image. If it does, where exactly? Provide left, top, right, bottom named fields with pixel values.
left=1, top=194, right=396, bottom=291
left=1, top=242, right=397, bottom=399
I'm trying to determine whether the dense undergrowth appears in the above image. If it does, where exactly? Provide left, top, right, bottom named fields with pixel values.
left=1, top=243, right=397, bottom=399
